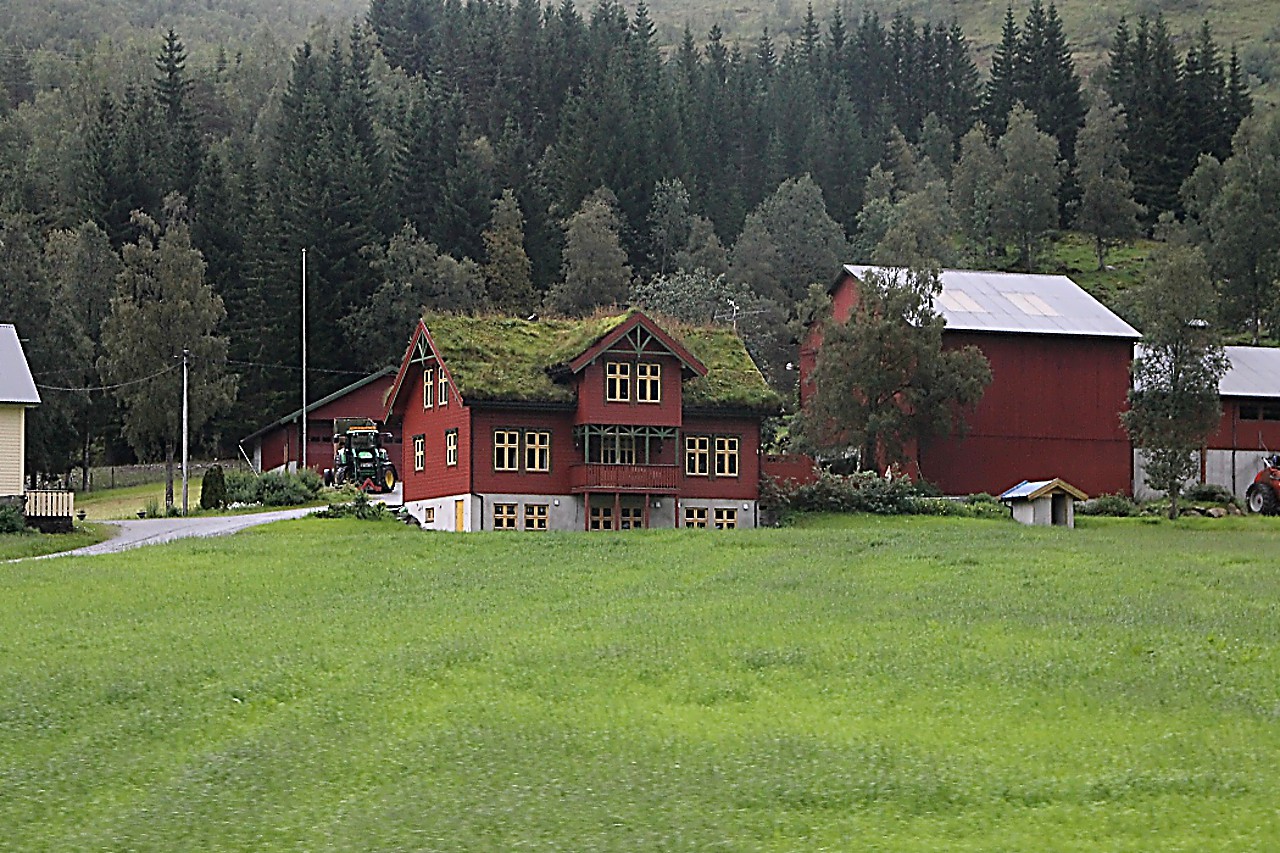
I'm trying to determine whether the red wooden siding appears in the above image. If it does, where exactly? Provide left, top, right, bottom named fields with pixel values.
left=681, top=415, right=761, bottom=500
left=1207, top=399, right=1280, bottom=452
left=471, top=408, right=577, bottom=495
left=397, top=365, right=472, bottom=503
left=255, top=374, right=397, bottom=473
left=575, top=352, right=685, bottom=427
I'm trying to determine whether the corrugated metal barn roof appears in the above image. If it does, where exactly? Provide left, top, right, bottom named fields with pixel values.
left=1221, top=346, right=1280, bottom=399
left=0, top=324, right=40, bottom=405
left=843, top=266, right=1141, bottom=339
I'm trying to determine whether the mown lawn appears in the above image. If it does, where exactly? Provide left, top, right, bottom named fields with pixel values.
left=0, top=523, right=113, bottom=561
left=2, top=514, right=1279, bottom=850
left=75, top=478, right=206, bottom=520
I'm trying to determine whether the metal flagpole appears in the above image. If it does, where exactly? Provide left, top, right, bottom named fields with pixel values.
left=181, top=348, right=189, bottom=516
left=301, top=248, right=308, bottom=472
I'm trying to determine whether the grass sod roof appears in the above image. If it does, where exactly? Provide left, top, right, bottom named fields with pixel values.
left=421, top=310, right=782, bottom=412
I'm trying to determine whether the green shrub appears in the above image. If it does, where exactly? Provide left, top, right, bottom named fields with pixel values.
left=144, top=496, right=162, bottom=518
left=296, top=468, right=324, bottom=498
left=258, top=471, right=312, bottom=506
left=315, top=491, right=395, bottom=521
left=200, top=464, right=227, bottom=510
left=225, top=469, right=262, bottom=505
left=0, top=503, right=26, bottom=534
left=763, top=470, right=919, bottom=516
left=1077, top=493, right=1140, bottom=517
left=1183, top=482, right=1236, bottom=504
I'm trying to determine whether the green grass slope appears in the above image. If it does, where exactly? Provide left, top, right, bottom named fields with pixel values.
left=3, top=514, right=1279, bottom=848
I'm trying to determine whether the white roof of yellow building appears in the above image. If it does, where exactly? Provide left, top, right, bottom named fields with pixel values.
left=0, top=324, right=40, bottom=405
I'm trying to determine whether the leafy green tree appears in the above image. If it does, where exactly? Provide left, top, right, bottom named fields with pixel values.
left=1073, top=92, right=1143, bottom=270
left=993, top=104, right=1061, bottom=270
left=99, top=200, right=235, bottom=509
left=545, top=188, right=632, bottom=316
left=482, top=189, right=536, bottom=313
left=951, top=123, right=1001, bottom=264
left=1122, top=244, right=1228, bottom=519
left=647, top=178, right=692, bottom=276
left=799, top=267, right=991, bottom=472
left=872, top=178, right=955, bottom=269
left=629, top=268, right=741, bottom=324
left=673, top=216, right=729, bottom=276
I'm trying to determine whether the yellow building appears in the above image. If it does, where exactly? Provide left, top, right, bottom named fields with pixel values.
left=0, top=324, right=40, bottom=498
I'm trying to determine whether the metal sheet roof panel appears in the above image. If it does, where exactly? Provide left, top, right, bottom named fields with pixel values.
left=0, top=324, right=40, bottom=405
left=1220, top=346, right=1280, bottom=399
left=843, top=266, right=1140, bottom=339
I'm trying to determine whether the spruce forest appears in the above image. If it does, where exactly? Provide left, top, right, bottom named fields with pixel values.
left=1, top=0, right=1275, bottom=480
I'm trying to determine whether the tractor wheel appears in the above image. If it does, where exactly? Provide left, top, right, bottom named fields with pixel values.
left=382, top=465, right=398, bottom=493
left=1246, top=483, right=1279, bottom=515
left=333, top=466, right=347, bottom=487
left=323, top=468, right=333, bottom=487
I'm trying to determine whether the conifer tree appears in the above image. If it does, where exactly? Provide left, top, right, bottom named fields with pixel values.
left=1073, top=93, right=1143, bottom=270
left=992, top=104, right=1061, bottom=270
left=546, top=188, right=632, bottom=316
left=483, top=189, right=537, bottom=313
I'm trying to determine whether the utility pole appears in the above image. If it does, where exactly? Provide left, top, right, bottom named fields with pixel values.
left=181, top=348, right=189, bottom=516
left=301, top=248, right=308, bottom=472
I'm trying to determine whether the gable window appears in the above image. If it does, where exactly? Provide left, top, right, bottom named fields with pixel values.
left=438, top=370, right=449, bottom=406
left=714, top=508, right=738, bottom=529
left=714, top=436, right=740, bottom=477
left=684, top=507, right=708, bottom=528
left=525, top=430, right=551, bottom=472
left=685, top=435, right=710, bottom=476
left=423, top=368, right=434, bottom=409
left=606, top=361, right=630, bottom=402
left=493, top=503, right=518, bottom=530
left=413, top=434, right=425, bottom=471
left=636, top=362, right=661, bottom=403
left=524, top=504, right=548, bottom=531
left=445, top=429, right=458, bottom=467
left=494, top=430, right=520, bottom=471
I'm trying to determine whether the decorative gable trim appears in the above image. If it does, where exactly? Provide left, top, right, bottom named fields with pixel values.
left=385, top=320, right=456, bottom=419
left=567, top=311, right=708, bottom=377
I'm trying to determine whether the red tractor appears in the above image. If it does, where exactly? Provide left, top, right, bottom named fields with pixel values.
left=1246, top=454, right=1280, bottom=515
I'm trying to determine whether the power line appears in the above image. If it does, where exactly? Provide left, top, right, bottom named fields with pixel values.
left=37, top=364, right=179, bottom=392
left=227, top=359, right=368, bottom=376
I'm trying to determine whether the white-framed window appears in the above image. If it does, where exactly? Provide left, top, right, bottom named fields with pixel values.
left=413, top=434, right=425, bottom=471
left=438, top=370, right=449, bottom=406
left=684, top=507, right=708, bottom=528
left=685, top=435, right=710, bottom=476
left=494, top=429, right=520, bottom=471
left=636, top=362, right=661, bottom=403
left=423, top=507, right=435, bottom=524
left=445, top=429, right=458, bottom=467
left=524, top=504, right=548, bottom=531
left=714, top=436, right=740, bottom=477
left=423, top=368, right=434, bottom=409
left=525, top=430, right=551, bottom=472
left=605, top=361, right=630, bottom=402
left=589, top=505, right=614, bottom=530
left=714, top=508, right=738, bottom=529
left=494, top=503, right=518, bottom=530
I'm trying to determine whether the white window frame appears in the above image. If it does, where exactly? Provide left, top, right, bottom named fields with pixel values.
left=685, top=435, right=710, bottom=476
left=423, top=368, right=434, bottom=409
left=714, top=508, right=738, bottom=529
left=413, top=434, right=425, bottom=471
left=525, top=430, right=551, bottom=472
left=445, top=429, right=458, bottom=467
left=714, top=436, right=740, bottom=478
left=524, top=504, right=549, bottom=531
left=636, top=362, right=661, bottom=403
left=494, top=503, right=518, bottom=530
left=494, top=429, right=520, bottom=471
left=605, top=361, right=630, bottom=402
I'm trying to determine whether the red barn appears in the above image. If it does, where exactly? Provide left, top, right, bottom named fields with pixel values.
left=383, top=310, right=781, bottom=531
left=802, top=266, right=1139, bottom=496
left=240, top=367, right=398, bottom=474
left=1135, top=345, right=1280, bottom=500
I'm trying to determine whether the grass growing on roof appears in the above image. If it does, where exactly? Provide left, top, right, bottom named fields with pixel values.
left=3, top=514, right=1280, bottom=849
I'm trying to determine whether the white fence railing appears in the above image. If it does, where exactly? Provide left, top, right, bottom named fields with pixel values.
left=24, top=489, right=75, bottom=518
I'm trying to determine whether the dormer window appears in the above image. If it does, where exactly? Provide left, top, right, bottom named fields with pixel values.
left=636, top=362, right=661, bottom=403
left=606, top=362, right=630, bottom=402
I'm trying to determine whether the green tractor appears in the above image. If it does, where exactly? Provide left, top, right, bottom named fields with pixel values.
left=324, top=418, right=398, bottom=493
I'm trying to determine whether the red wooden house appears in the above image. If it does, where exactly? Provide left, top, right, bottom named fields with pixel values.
left=240, top=367, right=398, bottom=474
left=383, top=310, right=781, bottom=531
left=802, top=266, right=1139, bottom=496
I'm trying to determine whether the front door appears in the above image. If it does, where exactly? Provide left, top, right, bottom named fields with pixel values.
left=454, top=499, right=465, bottom=532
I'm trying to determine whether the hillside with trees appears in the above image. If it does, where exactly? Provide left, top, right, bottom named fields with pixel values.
left=0, top=0, right=1275, bottom=484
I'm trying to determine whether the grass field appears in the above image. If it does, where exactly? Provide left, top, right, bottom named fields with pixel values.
left=3, top=514, right=1279, bottom=849
left=0, top=523, right=112, bottom=561
left=75, top=477, right=206, bottom=520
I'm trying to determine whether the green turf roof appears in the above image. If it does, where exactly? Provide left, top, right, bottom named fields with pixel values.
left=421, top=310, right=782, bottom=411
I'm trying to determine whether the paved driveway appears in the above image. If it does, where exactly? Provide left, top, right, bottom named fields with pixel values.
left=37, top=507, right=321, bottom=559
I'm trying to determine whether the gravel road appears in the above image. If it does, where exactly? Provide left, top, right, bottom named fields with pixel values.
left=33, top=507, right=321, bottom=559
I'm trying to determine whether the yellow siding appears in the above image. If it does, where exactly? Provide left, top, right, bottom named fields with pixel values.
left=0, top=405, right=24, bottom=496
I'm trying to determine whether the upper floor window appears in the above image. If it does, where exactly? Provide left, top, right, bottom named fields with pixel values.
left=1241, top=400, right=1280, bottom=421
left=636, top=362, right=662, bottom=403
left=445, top=429, right=458, bottom=466
left=525, top=430, right=551, bottom=472
left=685, top=435, right=709, bottom=476
left=606, top=362, right=630, bottom=402
left=603, top=433, right=636, bottom=465
left=494, top=430, right=520, bottom=471
left=438, top=370, right=449, bottom=406
left=423, top=368, right=434, bottom=409
left=413, top=434, right=425, bottom=471
left=715, top=436, right=740, bottom=477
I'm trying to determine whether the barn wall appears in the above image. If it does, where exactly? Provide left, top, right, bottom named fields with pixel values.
left=920, top=332, right=1134, bottom=496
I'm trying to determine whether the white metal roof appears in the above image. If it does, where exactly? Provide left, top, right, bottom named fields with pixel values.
left=843, top=266, right=1140, bottom=339
left=0, top=324, right=40, bottom=405
left=1221, top=346, right=1280, bottom=399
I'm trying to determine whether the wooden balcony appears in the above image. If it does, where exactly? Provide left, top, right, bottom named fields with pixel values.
left=570, top=463, right=680, bottom=493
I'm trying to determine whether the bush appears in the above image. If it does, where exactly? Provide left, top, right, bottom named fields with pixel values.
left=258, top=471, right=312, bottom=507
left=1183, top=482, right=1236, bottom=504
left=295, top=467, right=324, bottom=498
left=225, top=469, right=261, bottom=505
left=315, top=491, right=395, bottom=521
left=763, top=469, right=919, bottom=516
left=200, top=464, right=227, bottom=510
left=0, top=503, right=26, bottom=534
left=1077, top=493, right=1140, bottom=517
left=914, top=494, right=1008, bottom=519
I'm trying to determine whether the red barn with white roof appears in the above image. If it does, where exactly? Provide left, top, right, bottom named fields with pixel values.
left=802, top=266, right=1139, bottom=496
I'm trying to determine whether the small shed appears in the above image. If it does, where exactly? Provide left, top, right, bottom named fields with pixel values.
left=0, top=324, right=40, bottom=500
left=1000, top=478, right=1087, bottom=527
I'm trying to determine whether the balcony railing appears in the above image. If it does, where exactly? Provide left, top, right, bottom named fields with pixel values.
left=570, top=463, right=679, bottom=493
